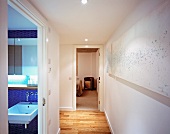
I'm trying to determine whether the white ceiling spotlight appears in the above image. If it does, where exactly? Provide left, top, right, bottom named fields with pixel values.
left=81, top=0, right=88, bottom=5
left=85, top=38, right=88, bottom=42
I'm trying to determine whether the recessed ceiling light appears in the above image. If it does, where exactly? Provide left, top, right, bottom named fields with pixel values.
left=81, top=0, right=88, bottom=5
left=85, top=38, right=88, bottom=42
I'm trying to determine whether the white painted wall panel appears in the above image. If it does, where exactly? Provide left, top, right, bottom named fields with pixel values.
left=47, top=27, right=60, bottom=134
left=60, top=45, right=73, bottom=109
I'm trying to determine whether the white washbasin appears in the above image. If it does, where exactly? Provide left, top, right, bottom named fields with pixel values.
left=8, top=102, right=38, bottom=124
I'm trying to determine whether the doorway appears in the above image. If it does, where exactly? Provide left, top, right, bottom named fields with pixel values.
left=8, top=5, right=38, bottom=134
left=76, top=48, right=99, bottom=110
left=8, top=1, right=48, bottom=134
left=73, top=45, right=104, bottom=111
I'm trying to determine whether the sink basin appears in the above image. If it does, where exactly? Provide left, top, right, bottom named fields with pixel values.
left=8, top=102, right=38, bottom=124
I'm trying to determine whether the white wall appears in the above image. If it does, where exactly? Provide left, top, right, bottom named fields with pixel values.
left=0, top=0, right=8, bottom=133
left=46, top=27, right=60, bottom=134
left=60, top=44, right=73, bottom=110
left=78, top=52, right=96, bottom=85
left=104, top=0, right=170, bottom=134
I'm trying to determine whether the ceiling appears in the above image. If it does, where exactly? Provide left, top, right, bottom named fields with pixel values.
left=28, top=0, right=141, bottom=45
left=16, top=0, right=141, bottom=45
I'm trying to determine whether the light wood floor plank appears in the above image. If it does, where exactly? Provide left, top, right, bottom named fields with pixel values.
left=60, top=110, right=111, bottom=134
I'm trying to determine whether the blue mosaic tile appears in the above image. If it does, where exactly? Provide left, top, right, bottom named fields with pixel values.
left=8, top=89, right=38, bottom=108
left=8, top=30, right=37, bottom=38
left=8, top=89, right=38, bottom=134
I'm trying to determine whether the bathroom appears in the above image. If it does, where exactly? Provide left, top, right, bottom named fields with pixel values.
left=8, top=5, right=38, bottom=134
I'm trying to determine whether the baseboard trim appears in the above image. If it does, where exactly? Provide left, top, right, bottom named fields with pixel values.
left=104, top=109, right=114, bottom=134
left=59, top=107, right=74, bottom=111
left=57, top=128, right=60, bottom=134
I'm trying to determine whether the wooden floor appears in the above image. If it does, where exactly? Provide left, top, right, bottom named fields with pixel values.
left=60, top=110, right=111, bottom=134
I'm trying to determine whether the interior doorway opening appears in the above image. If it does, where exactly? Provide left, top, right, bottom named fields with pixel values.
left=73, top=45, right=104, bottom=111
left=8, top=5, right=39, bottom=134
left=8, top=0, right=48, bottom=133
left=76, top=48, right=99, bottom=110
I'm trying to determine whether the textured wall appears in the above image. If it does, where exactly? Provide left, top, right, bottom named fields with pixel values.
left=106, top=0, right=170, bottom=98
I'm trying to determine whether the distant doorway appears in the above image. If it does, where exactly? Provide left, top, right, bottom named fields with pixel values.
left=76, top=48, right=99, bottom=110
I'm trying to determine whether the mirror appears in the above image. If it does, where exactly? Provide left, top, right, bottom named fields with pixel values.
left=8, top=38, right=37, bottom=75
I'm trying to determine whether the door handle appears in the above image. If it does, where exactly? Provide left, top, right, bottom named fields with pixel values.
left=43, top=98, right=46, bottom=106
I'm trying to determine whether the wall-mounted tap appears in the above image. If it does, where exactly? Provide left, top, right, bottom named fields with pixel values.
left=30, top=92, right=34, bottom=96
left=26, top=92, right=30, bottom=102
left=34, top=92, right=38, bottom=98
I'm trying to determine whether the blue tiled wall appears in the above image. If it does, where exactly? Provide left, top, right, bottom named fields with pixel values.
left=8, top=89, right=38, bottom=134
left=8, top=89, right=38, bottom=108
left=8, top=30, right=37, bottom=38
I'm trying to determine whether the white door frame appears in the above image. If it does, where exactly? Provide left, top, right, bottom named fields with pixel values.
left=8, top=1, right=48, bottom=133
left=73, top=45, right=104, bottom=111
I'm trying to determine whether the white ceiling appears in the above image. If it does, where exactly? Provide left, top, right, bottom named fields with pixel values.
left=30, top=0, right=141, bottom=44
left=28, top=0, right=141, bottom=45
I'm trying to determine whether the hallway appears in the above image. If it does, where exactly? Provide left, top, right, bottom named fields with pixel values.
left=60, top=110, right=111, bottom=133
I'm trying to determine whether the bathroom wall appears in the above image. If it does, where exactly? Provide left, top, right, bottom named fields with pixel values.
left=8, top=89, right=37, bottom=108
left=104, top=0, right=170, bottom=134
left=8, top=32, right=38, bottom=76
left=0, top=0, right=8, bottom=134
left=8, top=89, right=38, bottom=134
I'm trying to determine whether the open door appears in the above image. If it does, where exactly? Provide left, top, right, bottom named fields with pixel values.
left=8, top=1, right=60, bottom=134
left=96, top=49, right=100, bottom=110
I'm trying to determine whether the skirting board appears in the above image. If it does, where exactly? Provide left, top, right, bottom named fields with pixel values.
left=109, top=74, right=170, bottom=107
left=59, top=107, right=75, bottom=111
left=104, top=109, right=114, bottom=134
left=57, top=128, right=60, bottom=134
